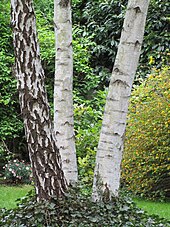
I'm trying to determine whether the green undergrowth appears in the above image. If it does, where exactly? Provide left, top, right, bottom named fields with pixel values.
left=0, top=187, right=170, bottom=227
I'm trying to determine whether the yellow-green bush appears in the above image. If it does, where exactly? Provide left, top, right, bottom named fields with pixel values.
left=122, top=66, right=170, bottom=199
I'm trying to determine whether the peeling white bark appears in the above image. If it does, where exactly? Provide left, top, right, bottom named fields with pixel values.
left=11, top=0, right=67, bottom=201
left=92, top=0, right=150, bottom=201
left=54, top=0, right=78, bottom=184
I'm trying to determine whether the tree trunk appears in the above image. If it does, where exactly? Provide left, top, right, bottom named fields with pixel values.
left=92, top=0, right=150, bottom=201
left=11, top=0, right=67, bottom=201
left=54, top=0, right=78, bottom=184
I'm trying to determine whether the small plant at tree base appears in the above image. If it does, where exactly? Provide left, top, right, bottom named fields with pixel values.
left=0, top=140, right=17, bottom=177
left=3, top=159, right=32, bottom=184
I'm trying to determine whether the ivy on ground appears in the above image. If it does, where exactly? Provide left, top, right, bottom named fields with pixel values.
left=0, top=187, right=170, bottom=226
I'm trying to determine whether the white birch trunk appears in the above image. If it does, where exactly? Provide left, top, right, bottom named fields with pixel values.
left=54, top=0, right=78, bottom=184
left=92, top=0, right=150, bottom=201
left=11, top=0, right=67, bottom=201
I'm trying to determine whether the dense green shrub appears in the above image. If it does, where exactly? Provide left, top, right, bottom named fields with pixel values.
left=0, top=1, right=26, bottom=164
left=137, top=0, right=170, bottom=80
left=74, top=90, right=107, bottom=187
left=122, top=67, right=170, bottom=199
left=80, top=0, right=125, bottom=70
left=76, top=0, right=169, bottom=84
left=75, top=102, right=100, bottom=186
left=0, top=0, right=98, bottom=157
left=0, top=187, right=169, bottom=226
left=3, top=159, right=32, bottom=184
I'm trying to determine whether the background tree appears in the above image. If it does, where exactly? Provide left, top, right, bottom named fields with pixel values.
left=92, top=0, right=150, bottom=201
left=11, top=0, right=67, bottom=200
left=54, top=0, right=78, bottom=184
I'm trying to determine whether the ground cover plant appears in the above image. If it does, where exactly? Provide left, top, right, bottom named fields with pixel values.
left=0, top=187, right=170, bottom=226
left=0, top=185, right=170, bottom=222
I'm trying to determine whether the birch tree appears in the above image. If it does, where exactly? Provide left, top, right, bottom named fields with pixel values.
left=11, top=0, right=67, bottom=201
left=92, top=0, right=150, bottom=201
left=54, top=0, right=78, bottom=184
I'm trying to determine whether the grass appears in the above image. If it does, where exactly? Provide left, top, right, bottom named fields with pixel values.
left=0, top=184, right=33, bottom=209
left=0, top=184, right=170, bottom=222
left=134, top=197, right=170, bottom=221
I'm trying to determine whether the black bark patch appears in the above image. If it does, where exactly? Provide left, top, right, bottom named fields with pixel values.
left=114, top=132, right=120, bottom=136
left=33, top=33, right=37, bottom=51
left=114, top=67, right=119, bottom=73
left=23, top=51, right=26, bottom=63
left=32, top=69, right=36, bottom=82
left=31, top=130, right=38, bottom=142
left=16, top=1, right=20, bottom=13
left=28, top=26, right=32, bottom=36
left=16, top=62, right=20, bottom=73
left=107, top=97, right=118, bottom=102
left=29, top=51, right=33, bottom=66
left=134, top=6, right=141, bottom=13
left=23, top=3, right=29, bottom=14
left=59, top=0, right=70, bottom=8
left=18, top=11, right=22, bottom=31
left=27, top=60, right=32, bottom=70
left=112, top=79, right=129, bottom=87
left=23, top=27, right=31, bottom=46
left=27, top=119, right=33, bottom=132
left=20, top=61, right=25, bottom=73
left=135, top=40, right=140, bottom=47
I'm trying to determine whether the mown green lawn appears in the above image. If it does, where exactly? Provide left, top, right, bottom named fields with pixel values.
left=134, top=198, right=170, bottom=221
left=0, top=184, right=33, bottom=209
left=0, top=185, right=170, bottom=221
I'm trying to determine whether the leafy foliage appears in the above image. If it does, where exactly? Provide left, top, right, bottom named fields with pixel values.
left=80, top=0, right=126, bottom=70
left=137, top=0, right=170, bottom=79
left=0, top=187, right=170, bottom=226
left=74, top=90, right=107, bottom=187
left=74, top=0, right=169, bottom=84
left=122, top=67, right=170, bottom=199
left=73, top=26, right=100, bottom=98
left=3, top=160, right=32, bottom=184
left=0, top=0, right=26, bottom=162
